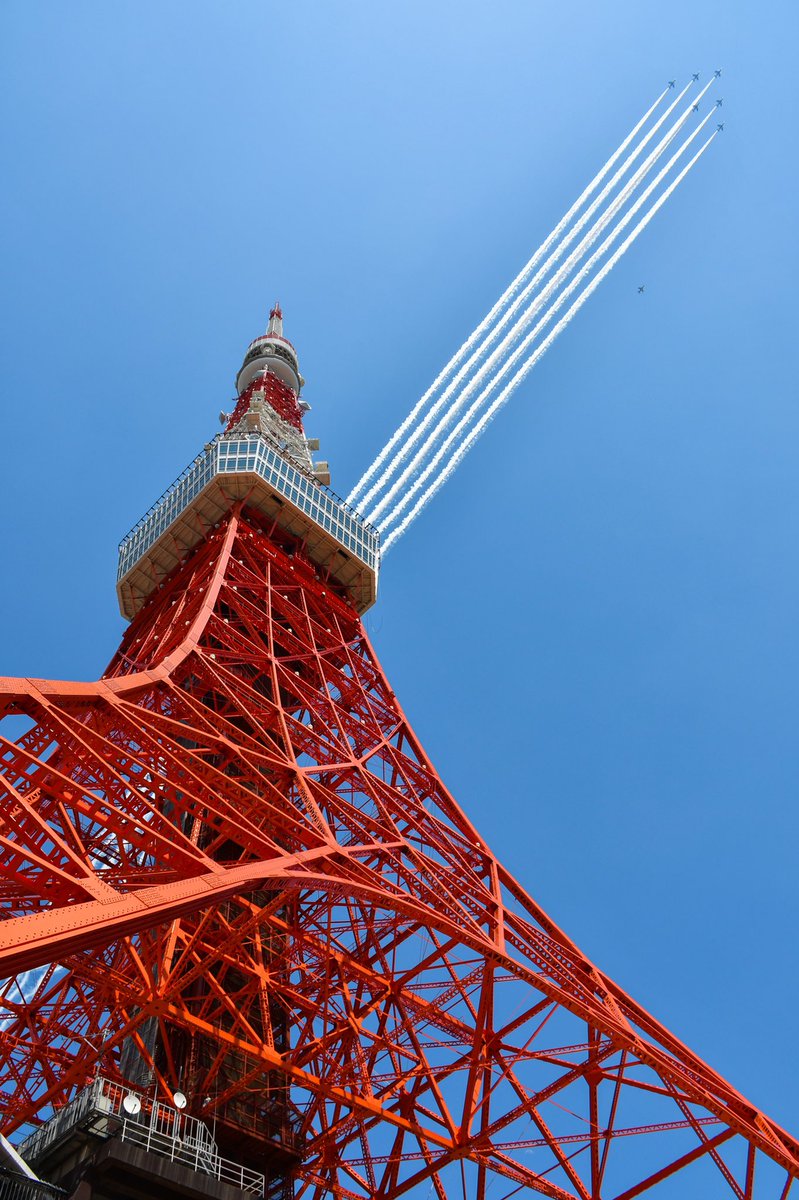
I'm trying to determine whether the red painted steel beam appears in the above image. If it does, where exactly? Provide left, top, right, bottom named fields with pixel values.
left=1, top=508, right=797, bottom=1199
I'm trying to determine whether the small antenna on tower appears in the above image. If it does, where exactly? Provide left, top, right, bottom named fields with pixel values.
left=267, top=302, right=283, bottom=337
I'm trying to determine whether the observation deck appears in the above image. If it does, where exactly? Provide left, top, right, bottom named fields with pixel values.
left=117, top=433, right=379, bottom=619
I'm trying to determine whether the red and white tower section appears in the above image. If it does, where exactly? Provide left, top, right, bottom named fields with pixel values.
left=117, top=306, right=379, bottom=620
left=227, top=304, right=317, bottom=477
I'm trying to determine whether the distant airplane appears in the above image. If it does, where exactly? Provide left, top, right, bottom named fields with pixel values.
left=692, top=103, right=700, bottom=112
left=716, top=98, right=723, bottom=107
left=692, top=72, right=700, bottom=81
left=668, top=80, right=676, bottom=89
left=714, top=69, right=722, bottom=78
left=638, top=285, right=645, bottom=294
left=717, top=122, right=724, bottom=132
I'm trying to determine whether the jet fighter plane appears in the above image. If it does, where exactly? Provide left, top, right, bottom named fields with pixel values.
left=692, top=72, right=700, bottom=81
left=717, top=122, right=724, bottom=132
left=668, top=80, right=676, bottom=88
left=714, top=69, right=722, bottom=78
left=638, top=285, right=645, bottom=294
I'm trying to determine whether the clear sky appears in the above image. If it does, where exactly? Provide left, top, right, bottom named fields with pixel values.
left=2, top=0, right=798, bottom=1146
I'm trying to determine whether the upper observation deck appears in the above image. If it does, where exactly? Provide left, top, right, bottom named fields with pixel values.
left=116, top=433, right=380, bottom=619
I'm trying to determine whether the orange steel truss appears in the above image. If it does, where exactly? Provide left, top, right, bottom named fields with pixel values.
left=1, top=505, right=797, bottom=1199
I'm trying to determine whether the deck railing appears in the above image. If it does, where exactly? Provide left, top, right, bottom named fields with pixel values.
left=20, top=1078, right=264, bottom=1196
left=117, top=433, right=379, bottom=583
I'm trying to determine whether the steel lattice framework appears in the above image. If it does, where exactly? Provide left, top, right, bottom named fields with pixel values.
left=1, top=505, right=798, bottom=1199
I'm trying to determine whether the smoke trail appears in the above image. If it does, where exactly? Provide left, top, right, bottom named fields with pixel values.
left=344, top=86, right=670, bottom=507
left=359, top=81, right=707, bottom=517
left=363, top=81, right=712, bottom=521
left=377, top=128, right=713, bottom=541
left=377, top=110, right=717, bottom=536
left=367, top=82, right=710, bottom=525
left=381, top=134, right=717, bottom=552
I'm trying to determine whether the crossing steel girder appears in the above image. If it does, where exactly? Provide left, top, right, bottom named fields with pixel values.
left=0, top=505, right=797, bottom=1199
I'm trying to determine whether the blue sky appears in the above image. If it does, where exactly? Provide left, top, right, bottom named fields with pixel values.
left=2, top=0, right=798, bottom=1142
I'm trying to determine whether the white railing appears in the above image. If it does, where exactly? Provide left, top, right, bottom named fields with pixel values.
left=19, top=1078, right=264, bottom=1196
left=117, top=433, right=380, bottom=583
left=18, top=1080, right=113, bottom=1165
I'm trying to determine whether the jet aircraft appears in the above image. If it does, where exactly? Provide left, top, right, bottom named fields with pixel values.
left=714, top=69, right=722, bottom=77
left=717, top=122, right=724, bottom=132
left=668, top=80, right=676, bottom=89
left=692, top=103, right=699, bottom=112
left=692, top=72, right=700, bottom=81
left=638, top=285, right=645, bottom=294
left=716, top=98, right=723, bottom=107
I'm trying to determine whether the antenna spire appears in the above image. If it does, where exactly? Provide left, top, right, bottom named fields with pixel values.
left=267, top=301, right=283, bottom=338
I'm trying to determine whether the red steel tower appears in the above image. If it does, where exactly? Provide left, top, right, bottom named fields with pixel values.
left=1, top=310, right=797, bottom=1199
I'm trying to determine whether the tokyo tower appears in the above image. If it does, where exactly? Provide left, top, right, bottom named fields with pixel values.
left=0, top=305, right=797, bottom=1200
left=0, top=80, right=797, bottom=1200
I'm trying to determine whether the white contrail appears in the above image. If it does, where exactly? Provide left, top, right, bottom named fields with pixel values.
left=344, top=86, right=671, bottom=508
left=377, top=114, right=716, bottom=536
left=378, top=108, right=717, bottom=535
left=362, top=81, right=713, bottom=523
left=355, top=84, right=695, bottom=516
left=358, top=81, right=708, bottom=518
left=381, top=133, right=718, bottom=552
left=367, top=82, right=711, bottom=525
